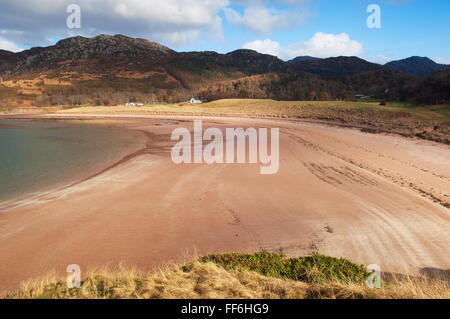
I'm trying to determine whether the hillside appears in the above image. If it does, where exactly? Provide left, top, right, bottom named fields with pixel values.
left=386, top=57, right=450, bottom=77
left=288, top=56, right=384, bottom=76
left=0, top=34, right=448, bottom=106
left=287, top=56, right=322, bottom=63
left=403, top=69, right=450, bottom=104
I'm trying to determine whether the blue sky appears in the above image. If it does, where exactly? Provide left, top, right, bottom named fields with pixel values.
left=0, top=0, right=449, bottom=64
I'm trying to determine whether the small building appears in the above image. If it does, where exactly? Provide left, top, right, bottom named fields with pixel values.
left=125, top=102, right=144, bottom=106
left=190, top=97, right=202, bottom=104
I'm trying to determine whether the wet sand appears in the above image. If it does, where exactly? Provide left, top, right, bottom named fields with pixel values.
left=0, top=115, right=449, bottom=293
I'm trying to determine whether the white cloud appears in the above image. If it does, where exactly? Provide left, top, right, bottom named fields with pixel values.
left=0, top=36, right=22, bottom=52
left=433, top=57, right=450, bottom=65
left=0, top=0, right=315, bottom=48
left=367, top=55, right=394, bottom=64
left=224, top=4, right=309, bottom=34
left=0, top=0, right=424, bottom=56
left=243, top=38, right=281, bottom=56
left=0, top=0, right=228, bottom=47
left=244, top=32, right=364, bottom=60
left=284, top=32, right=364, bottom=59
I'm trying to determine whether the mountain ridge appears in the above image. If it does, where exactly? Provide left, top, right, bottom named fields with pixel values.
left=0, top=34, right=448, bottom=105
left=385, top=56, right=450, bottom=77
left=1, top=34, right=446, bottom=77
left=287, top=56, right=384, bottom=76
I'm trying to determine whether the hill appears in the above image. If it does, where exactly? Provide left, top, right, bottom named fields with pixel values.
left=402, top=68, right=450, bottom=104
left=2, top=34, right=174, bottom=73
left=288, top=56, right=384, bottom=76
left=287, top=56, right=322, bottom=63
left=386, top=57, right=450, bottom=77
left=0, top=34, right=447, bottom=106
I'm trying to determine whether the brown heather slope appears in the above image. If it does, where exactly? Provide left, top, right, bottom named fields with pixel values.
left=1, top=34, right=448, bottom=106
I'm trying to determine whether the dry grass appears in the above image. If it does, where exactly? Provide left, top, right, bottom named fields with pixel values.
left=55, top=99, right=449, bottom=121
left=306, top=276, right=450, bottom=299
left=5, top=261, right=449, bottom=299
left=2, top=99, right=449, bottom=143
left=52, top=99, right=450, bottom=144
left=55, top=99, right=378, bottom=119
left=7, top=262, right=310, bottom=299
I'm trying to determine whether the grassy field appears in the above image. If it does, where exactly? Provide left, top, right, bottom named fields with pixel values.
left=5, top=253, right=449, bottom=299
left=55, top=99, right=449, bottom=120
left=2, top=99, right=449, bottom=143
left=54, top=99, right=450, bottom=144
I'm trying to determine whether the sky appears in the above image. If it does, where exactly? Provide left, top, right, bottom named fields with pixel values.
left=0, top=0, right=449, bottom=64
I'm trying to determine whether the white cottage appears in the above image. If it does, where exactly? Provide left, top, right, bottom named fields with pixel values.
left=189, top=97, right=202, bottom=104
left=125, top=102, right=144, bottom=106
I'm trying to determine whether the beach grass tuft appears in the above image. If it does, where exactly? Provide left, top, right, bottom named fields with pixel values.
left=5, top=253, right=449, bottom=299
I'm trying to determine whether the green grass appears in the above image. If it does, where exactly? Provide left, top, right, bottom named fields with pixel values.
left=197, top=252, right=370, bottom=284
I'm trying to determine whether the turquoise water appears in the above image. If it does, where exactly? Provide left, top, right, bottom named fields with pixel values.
left=0, top=120, right=146, bottom=206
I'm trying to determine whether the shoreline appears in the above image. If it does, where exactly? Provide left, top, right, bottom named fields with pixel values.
left=2, top=98, right=448, bottom=146
left=1, top=112, right=448, bottom=212
left=0, top=113, right=449, bottom=293
left=0, top=118, right=148, bottom=211
left=2, top=110, right=448, bottom=146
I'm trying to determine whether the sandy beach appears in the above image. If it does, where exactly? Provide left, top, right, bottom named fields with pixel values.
left=0, top=114, right=449, bottom=293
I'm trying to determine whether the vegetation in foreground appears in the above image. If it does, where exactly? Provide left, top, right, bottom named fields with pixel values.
left=5, top=253, right=449, bottom=299
left=198, top=253, right=369, bottom=284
